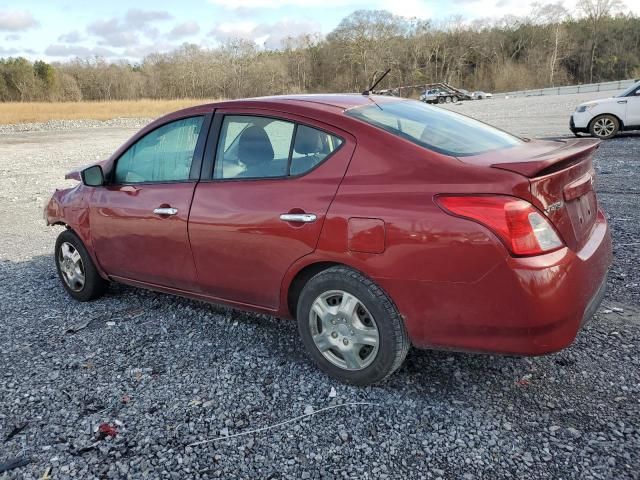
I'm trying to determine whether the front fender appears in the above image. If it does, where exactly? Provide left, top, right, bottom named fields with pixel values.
left=44, top=185, right=109, bottom=280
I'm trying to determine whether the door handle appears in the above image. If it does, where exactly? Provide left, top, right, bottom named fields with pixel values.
left=153, top=207, right=178, bottom=216
left=617, top=100, right=627, bottom=104
left=279, top=213, right=317, bottom=223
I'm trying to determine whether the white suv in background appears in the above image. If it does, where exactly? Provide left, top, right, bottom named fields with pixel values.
left=570, top=80, right=640, bottom=139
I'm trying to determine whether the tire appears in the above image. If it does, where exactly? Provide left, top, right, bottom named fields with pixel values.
left=589, top=114, right=619, bottom=139
left=55, top=229, right=108, bottom=301
left=296, top=266, right=410, bottom=385
left=445, top=96, right=452, bottom=103
left=452, top=96, right=458, bottom=103
left=437, top=96, right=445, bottom=104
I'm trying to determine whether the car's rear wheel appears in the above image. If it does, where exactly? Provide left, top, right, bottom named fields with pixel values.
left=452, top=96, right=459, bottom=103
left=297, top=266, right=410, bottom=385
left=589, top=114, right=619, bottom=139
left=55, top=229, right=108, bottom=301
left=438, top=97, right=445, bottom=104
left=445, top=96, right=452, bottom=103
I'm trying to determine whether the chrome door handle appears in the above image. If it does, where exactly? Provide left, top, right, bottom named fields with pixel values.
left=153, top=207, right=178, bottom=215
left=279, top=213, right=317, bottom=223
left=617, top=100, right=627, bottom=104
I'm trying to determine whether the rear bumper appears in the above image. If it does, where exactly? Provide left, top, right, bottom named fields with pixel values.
left=379, top=210, right=613, bottom=356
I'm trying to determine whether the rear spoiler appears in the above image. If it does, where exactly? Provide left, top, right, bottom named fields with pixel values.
left=491, top=138, right=600, bottom=178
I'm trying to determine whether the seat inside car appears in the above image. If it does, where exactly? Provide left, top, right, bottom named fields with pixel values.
left=291, top=126, right=325, bottom=175
left=236, top=125, right=278, bottom=178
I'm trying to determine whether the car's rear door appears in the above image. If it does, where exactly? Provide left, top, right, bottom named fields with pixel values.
left=90, top=113, right=211, bottom=290
left=188, top=109, right=355, bottom=309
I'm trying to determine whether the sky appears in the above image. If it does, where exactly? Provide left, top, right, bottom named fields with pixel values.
left=0, top=0, right=638, bottom=62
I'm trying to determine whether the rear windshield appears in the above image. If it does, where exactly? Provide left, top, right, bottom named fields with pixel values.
left=346, top=99, right=522, bottom=156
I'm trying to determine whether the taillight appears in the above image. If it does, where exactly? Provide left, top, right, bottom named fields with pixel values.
left=436, top=195, right=564, bottom=256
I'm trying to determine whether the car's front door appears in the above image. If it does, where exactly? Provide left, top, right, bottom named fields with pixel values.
left=623, top=86, right=640, bottom=127
left=90, top=114, right=211, bottom=290
left=188, top=109, right=355, bottom=309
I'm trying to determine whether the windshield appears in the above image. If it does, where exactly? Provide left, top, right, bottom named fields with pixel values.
left=616, top=81, right=640, bottom=97
left=346, top=99, right=522, bottom=157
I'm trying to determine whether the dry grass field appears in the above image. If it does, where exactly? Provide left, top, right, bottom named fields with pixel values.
left=0, top=98, right=218, bottom=124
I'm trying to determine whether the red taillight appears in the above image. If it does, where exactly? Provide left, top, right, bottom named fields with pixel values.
left=436, top=195, right=564, bottom=256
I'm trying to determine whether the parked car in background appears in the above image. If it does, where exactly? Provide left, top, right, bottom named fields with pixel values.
left=46, top=94, right=611, bottom=385
left=571, top=80, right=640, bottom=139
left=472, top=91, right=493, bottom=99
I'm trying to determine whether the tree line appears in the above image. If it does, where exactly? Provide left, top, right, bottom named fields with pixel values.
left=1, top=2, right=638, bottom=102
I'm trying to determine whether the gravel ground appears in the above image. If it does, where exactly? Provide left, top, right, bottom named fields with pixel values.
left=0, top=92, right=639, bottom=479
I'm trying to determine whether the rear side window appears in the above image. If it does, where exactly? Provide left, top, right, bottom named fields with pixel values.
left=346, top=100, right=522, bottom=156
left=114, top=116, right=203, bottom=184
left=214, top=115, right=343, bottom=179
left=291, top=125, right=343, bottom=176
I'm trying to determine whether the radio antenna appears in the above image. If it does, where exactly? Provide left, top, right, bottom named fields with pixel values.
left=362, top=68, right=391, bottom=96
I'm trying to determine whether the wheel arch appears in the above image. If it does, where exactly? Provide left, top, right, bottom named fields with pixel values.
left=589, top=112, right=625, bottom=131
left=285, top=261, right=343, bottom=319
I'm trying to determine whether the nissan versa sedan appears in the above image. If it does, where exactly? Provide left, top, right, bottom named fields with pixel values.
left=46, top=94, right=612, bottom=385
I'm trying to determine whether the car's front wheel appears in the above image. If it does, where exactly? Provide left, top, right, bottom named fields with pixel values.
left=589, top=114, right=619, bottom=139
left=297, top=266, right=410, bottom=385
left=55, top=229, right=108, bottom=301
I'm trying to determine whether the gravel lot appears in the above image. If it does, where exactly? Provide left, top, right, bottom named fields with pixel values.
left=1, top=92, right=639, bottom=479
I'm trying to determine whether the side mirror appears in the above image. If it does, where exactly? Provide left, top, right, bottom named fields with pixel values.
left=81, top=165, right=105, bottom=187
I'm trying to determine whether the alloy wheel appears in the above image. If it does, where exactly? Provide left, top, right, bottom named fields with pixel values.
left=308, top=290, right=380, bottom=371
left=58, top=241, right=85, bottom=292
left=593, top=117, right=616, bottom=137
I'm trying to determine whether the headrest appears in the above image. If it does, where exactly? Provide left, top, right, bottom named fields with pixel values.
left=237, top=126, right=274, bottom=166
left=294, top=126, right=322, bottom=155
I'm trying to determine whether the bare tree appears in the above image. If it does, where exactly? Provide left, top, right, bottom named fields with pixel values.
left=578, top=0, right=622, bottom=82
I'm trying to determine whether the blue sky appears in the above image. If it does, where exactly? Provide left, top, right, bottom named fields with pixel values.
left=1, top=0, right=638, bottom=62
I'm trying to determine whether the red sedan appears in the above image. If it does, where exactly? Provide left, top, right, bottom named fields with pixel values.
left=45, top=94, right=612, bottom=385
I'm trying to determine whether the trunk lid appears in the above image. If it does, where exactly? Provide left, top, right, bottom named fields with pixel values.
left=467, top=138, right=601, bottom=251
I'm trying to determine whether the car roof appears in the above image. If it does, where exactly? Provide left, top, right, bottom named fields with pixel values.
left=168, top=94, right=404, bottom=119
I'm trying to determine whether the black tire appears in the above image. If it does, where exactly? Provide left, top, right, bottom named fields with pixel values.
left=452, top=95, right=459, bottom=103
left=589, top=114, right=619, bottom=139
left=445, top=96, right=452, bottom=103
left=437, top=96, right=445, bottom=104
left=297, top=266, right=410, bottom=385
left=55, top=229, right=108, bottom=301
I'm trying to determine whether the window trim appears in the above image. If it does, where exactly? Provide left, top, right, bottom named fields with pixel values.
left=203, top=112, right=346, bottom=183
left=108, top=113, right=212, bottom=186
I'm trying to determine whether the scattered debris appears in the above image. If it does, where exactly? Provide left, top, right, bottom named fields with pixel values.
left=4, top=421, right=28, bottom=442
left=73, top=442, right=99, bottom=455
left=328, top=386, right=337, bottom=398
left=97, top=423, right=118, bottom=439
left=304, top=405, right=314, bottom=415
left=0, top=456, right=31, bottom=474
left=40, top=466, right=52, bottom=480
left=188, top=402, right=380, bottom=447
left=65, top=319, right=91, bottom=333
left=121, top=394, right=131, bottom=404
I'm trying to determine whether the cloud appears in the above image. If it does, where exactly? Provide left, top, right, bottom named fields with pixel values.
left=45, top=44, right=116, bottom=57
left=123, top=42, right=177, bottom=58
left=125, top=9, right=172, bottom=25
left=87, top=9, right=172, bottom=47
left=382, top=0, right=432, bottom=18
left=5, top=33, right=20, bottom=41
left=169, top=21, right=200, bottom=39
left=58, top=30, right=84, bottom=43
left=0, top=10, right=39, bottom=31
left=0, top=46, right=20, bottom=55
left=208, top=0, right=352, bottom=7
left=209, top=19, right=321, bottom=48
